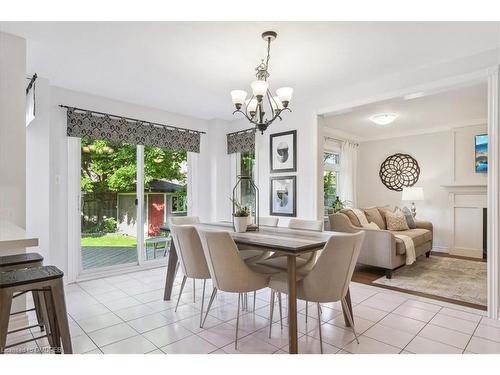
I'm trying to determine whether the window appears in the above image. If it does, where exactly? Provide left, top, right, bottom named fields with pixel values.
left=239, top=151, right=256, bottom=208
left=324, top=151, right=340, bottom=211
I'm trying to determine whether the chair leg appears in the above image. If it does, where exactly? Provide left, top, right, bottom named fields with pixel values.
left=278, top=292, right=283, bottom=331
left=39, top=288, right=59, bottom=352
left=50, top=281, right=73, bottom=354
left=235, top=293, right=241, bottom=350
left=268, top=290, right=275, bottom=338
left=199, top=279, right=206, bottom=328
left=201, top=288, right=217, bottom=328
left=253, top=291, right=256, bottom=312
left=305, top=301, right=308, bottom=323
left=317, top=303, right=323, bottom=354
left=0, top=290, right=13, bottom=354
left=32, top=291, right=45, bottom=332
left=193, top=279, right=196, bottom=303
left=175, top=275, right=187, bottom=312
left=341, top=297, right=359, bottom=344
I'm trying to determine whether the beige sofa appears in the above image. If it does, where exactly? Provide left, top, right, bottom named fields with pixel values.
left=329, top=207, right=433, bottom=278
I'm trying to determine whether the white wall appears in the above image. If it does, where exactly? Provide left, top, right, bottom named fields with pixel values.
left=0, top=32, right=26, bottom=229
left=0, top=32, right=27, bottom=312
left=357, top=131, right=453, bottom=249
left=26, top=77, right=51, bottom=262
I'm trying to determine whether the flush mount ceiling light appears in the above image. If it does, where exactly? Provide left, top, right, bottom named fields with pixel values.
left=369, top=113, right=398, bottom=126
left=230, top=31, right=293, bottom=134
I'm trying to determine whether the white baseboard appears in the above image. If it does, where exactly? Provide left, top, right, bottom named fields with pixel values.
left=431, top=246, right=449, bottom=253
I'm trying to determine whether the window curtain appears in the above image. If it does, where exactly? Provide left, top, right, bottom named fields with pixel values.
left=227, top=128, right=255, bottom=154
left=66, top=107, right=201, bottom=153
left=338, top=141, right=358, bottom=207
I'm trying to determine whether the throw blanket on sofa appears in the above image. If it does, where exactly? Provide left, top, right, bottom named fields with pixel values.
left=394, top=234, right=416, bottom=265
left=351, top=208, right=369, bottom=225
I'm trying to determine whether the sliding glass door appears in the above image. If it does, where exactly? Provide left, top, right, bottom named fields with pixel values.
left=78, top=139, right=188, bottom=275
left=80, top=139, right=138, bottom=271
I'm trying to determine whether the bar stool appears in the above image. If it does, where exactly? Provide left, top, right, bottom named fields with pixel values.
left=0, top=265, right=73, bottom=354
left=0, top=253, right=45, bottom=332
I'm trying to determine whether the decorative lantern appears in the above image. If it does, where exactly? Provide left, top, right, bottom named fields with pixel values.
left=232, top=175, right=259, bottom=232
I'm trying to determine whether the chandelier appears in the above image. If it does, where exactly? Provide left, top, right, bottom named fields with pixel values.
left=230, top=31, right=293, bottom=134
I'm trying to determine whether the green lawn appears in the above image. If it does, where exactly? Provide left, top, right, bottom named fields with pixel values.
left=81, top=234, right=137, bottom=247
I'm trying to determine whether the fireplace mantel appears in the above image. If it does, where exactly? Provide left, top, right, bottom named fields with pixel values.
left=441, top=184, right=487, bottom=194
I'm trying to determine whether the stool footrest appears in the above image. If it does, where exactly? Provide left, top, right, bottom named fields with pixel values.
left=7, top=323, right=44, bottom=335
left=10, top=307, right=36, bottom=316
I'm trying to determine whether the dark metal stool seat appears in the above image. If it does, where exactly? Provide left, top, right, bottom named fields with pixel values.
left=0, top=265, right=72, bottom=354
left=0, top=253, right=45, bottom=334
left=0, top=253, right=44, bottom=271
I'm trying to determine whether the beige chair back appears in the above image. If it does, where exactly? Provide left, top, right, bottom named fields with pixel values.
left=170, top=224, right=210, bottom=279
left=169, top=216, right=200, bottom=225
left=259, top=217, right=279, bottom=227
left=288, top=218, right=323, bottom=232
left=300, top=232, right=365, bottom=302
left=197, top=229, right=270, bottom=293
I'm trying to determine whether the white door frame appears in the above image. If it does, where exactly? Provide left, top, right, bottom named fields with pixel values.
left=316, top=67, right=499, bottom=318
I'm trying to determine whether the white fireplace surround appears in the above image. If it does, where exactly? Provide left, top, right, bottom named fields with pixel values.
left=441, top=184, right=487, bottom=258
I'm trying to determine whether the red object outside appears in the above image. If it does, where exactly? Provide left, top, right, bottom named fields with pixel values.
left=148, top=194, right=165, bottom=236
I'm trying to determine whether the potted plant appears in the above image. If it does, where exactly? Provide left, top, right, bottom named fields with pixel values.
left=230, top=197, right=250, bottom=232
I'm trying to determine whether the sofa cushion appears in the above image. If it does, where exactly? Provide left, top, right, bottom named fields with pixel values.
left=377, top=206, right=393, bottom=228
left=392, top=228, right=432, bottom=254
left=340, top=209, right=362, bottom=227
left=386, top=210, right=410, bottom=231
left=363, top=207, right=386, bottom=230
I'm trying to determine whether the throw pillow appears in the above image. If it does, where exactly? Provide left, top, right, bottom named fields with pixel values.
left=362, top=222, right=380, bottom=230
left=340, top=209, right=362, bottom=227
left=377, top=206, right=393, bottom=228
left=363, top=207, right=386, bottom=229
left=401, top=206, right=416, bottom=229
left=386, top=210, right=410, bottom=231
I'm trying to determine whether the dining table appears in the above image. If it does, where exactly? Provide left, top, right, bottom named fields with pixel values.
left=160, top=222, right=354, bottom=354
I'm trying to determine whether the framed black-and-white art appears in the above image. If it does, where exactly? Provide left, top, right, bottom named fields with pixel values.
left=270, top=176, right=296, bottom=217
left=270, top=130, right=297, bottom=173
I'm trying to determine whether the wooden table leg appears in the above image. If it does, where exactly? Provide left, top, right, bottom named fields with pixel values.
left=342, top=288, right=354, bottom=327
left=287, top=255, right=298, bottom=354
left=163, top=240, right=178, bottom=301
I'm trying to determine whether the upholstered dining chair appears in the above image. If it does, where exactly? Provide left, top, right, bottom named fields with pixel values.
left=169, top=224, right=212, bottom=327
left=169, top=216, right=200, bottom=225
left=239, top=216, right=279, bottom=263
left=268, top=231, right=365, bottom=353
left=196, top=229, right=277, bottom=349
left=257, top=218, right=324, bottom=271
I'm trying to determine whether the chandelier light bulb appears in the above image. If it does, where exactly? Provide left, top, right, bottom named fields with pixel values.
left=271, top=96, right=284, bottom=110
left=246, top=98, right=258, bottom=113
left=230, top=90, right=247, bottom=107
left=251, top=80, right=269, bottom=98
left=276, top=87, right=293, bottom=106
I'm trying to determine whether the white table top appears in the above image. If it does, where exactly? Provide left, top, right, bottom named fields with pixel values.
left=0, top=220, right=39, bottom=251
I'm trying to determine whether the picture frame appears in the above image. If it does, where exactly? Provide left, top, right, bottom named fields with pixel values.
left=270, top=130, right=297, bottom=173
left=475, top=134, right=488, bottom=173
left=270, top=175, right=296, bottom=217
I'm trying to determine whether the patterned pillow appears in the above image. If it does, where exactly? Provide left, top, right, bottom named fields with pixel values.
left=385, top=210, right=410, bottom=231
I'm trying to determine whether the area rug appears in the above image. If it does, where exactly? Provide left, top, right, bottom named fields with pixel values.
left=373, top=256, right=487, bottom=306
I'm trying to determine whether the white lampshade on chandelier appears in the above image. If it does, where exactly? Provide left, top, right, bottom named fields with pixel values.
left=230, top=31, right=293, bottom=134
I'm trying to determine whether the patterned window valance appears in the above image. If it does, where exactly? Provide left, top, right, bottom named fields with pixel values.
left=64, top=106, right=203, bottom=153
left=227, top=128, right=256, bottom=154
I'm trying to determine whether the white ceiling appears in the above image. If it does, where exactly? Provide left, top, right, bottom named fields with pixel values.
left=0, top=22, right=498, bottom=120
left=322, top=82, right=488, bottom=141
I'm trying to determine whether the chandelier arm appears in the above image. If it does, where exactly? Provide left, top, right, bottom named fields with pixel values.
left=266, top=89, right=275, bottom=118
left=244, top=93, right=255, bottom=120
left=232, top=109, right=254, bottom=123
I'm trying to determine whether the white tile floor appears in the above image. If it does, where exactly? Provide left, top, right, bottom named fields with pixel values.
left=6, top=266, right=500, bottom=354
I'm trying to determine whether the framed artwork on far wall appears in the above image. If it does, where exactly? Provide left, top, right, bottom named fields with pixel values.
left=475, top=134, right=488, bottom=173
left=270, top=176, right=296, bottom=217
left=270, top=130, right=297, bottom=173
